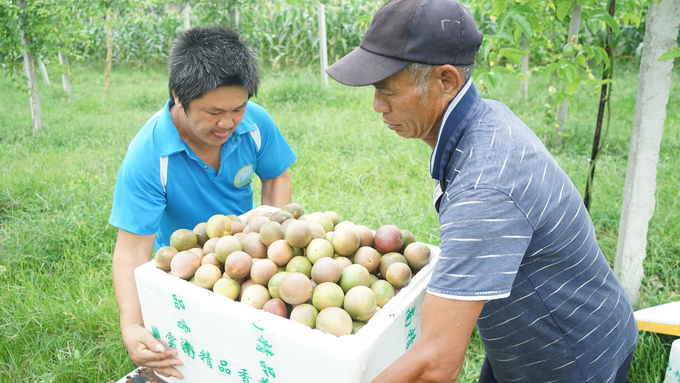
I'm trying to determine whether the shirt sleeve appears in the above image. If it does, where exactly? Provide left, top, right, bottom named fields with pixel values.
left=109, top=133, right=167, bottom=235
left=427, top=188, right=534, bottom=300
left=247, top=103, right=297, bottom=180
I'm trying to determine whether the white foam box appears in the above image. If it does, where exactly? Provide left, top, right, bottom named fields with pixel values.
left=134, top=207, right=440, bottom=383
left=665, top=338, right=680, bottom=383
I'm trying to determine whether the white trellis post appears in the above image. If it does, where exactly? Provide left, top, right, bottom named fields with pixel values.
left=38, top=58, right=50, bottom=85
left=58, top=50, right=71, bottom=96
left=614, top=0, right=680, bottom=308
left=318, top=2, right=328, bottom=88
left=519, top=36, right=529, bottom=100
left=18, top=0, right=42, bottom=134
left=182, top=4, right=191, bottom=31
left=230, top=5, right=239, bottom=28
left=19, top=33, right=42, bottom=134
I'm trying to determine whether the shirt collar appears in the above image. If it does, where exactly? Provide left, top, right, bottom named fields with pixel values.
left=429, top=79, right=479, bottom=180
left=235, top=101, right=257, bottom=134
left=157, top=98, right=185, bottom=157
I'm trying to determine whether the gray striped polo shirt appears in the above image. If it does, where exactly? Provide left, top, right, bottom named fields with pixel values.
left=427, top=81, right=638, bottom=382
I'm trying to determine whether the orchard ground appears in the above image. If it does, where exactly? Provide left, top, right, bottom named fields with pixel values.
left=0, top=62, right=678, bottom=382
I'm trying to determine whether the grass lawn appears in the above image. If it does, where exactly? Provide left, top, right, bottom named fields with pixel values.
left=0, top=61, right=678, bottom=382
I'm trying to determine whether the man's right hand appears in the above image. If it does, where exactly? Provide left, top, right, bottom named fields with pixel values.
left=122, top=323, right=184, bottom=379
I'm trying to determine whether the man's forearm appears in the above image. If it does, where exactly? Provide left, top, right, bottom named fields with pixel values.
left=261, top=169, right=292, bottom=208
left=112, top=229, right=155, bottom=330
left=372, top=295, right=485, bottom=383
left=113, top=257, right=145, bottom=329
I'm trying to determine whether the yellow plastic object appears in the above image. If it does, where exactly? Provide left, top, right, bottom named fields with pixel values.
left=634, top=301, right=680, bottom=336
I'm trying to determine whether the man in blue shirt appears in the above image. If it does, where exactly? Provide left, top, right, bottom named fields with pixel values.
left=110, top=26, right=296, bottom=379
left=326, top=0, right=637, bottom=382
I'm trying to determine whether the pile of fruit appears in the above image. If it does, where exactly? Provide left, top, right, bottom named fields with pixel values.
left=153, top=203, right=432, bottom=337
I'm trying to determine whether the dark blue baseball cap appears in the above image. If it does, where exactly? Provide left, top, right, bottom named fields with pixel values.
left=326, top=0, right=483, bottom=86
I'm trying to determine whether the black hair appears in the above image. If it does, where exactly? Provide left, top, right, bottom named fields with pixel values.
left=168, top=26, right=259, bottom=108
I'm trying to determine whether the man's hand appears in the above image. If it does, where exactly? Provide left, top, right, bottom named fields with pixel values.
left=371, top=294, right=485, bottom=383
left=122, top=323, right=183, bottom=379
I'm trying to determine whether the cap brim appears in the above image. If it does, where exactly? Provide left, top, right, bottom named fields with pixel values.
left=326, top=46, right=411, bottom=87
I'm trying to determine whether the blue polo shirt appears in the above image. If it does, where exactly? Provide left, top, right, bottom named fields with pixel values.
left=427, top=81, right=638, bottom=382
left=109, top=99, right=296, bottom=250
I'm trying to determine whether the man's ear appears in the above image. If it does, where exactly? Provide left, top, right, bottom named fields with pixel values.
left=434, top=65, right=464, bottom=98
left=171, top=90, right=183, bottom=109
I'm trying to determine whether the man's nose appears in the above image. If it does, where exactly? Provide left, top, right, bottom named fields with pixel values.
left=373, top=96, right=389, bottom=114
left=217, top=117, right=234, bottom=129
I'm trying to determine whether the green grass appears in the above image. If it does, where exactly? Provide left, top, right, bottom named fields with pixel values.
left=0, top=61, right=678, bottom=382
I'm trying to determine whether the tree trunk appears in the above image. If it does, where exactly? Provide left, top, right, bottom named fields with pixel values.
left=614, top=0, right=680, bottom=308
left=520, top=36, right=529, bottom=100
left=553, top=1, right=581, bottom=146
left=58, top=50, right=71, bottom=96
left=318, top=2, right=328, bottom=88
left=104, top=8, right=113, bottom=100
left=38, top=58, right=50, bottom=85
left=18, top=2, right=42, bottom=135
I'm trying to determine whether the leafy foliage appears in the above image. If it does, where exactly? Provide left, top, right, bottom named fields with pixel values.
left=193, top=0, right=381, bottom=68
left=0, top=0, right=92, bottom=74
left=2, top=0, right=662, bottom=78
left=468, top=0, right=647, bottom=95
left=0, top=0, right=384, bottom=71
left=77, top=11, right=184, bottom=66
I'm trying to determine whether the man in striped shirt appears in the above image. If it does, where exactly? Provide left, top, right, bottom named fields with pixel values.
left=326, top=0, right=638, bottom=382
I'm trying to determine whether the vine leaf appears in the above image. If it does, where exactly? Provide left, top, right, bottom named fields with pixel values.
left=598, top=13, right=621, bottom=35
left=658, top=47, right=680, bottom=62
left=575, top=53, right=587, bottom=67
left=511, top=13, right=533, bottom=37
left=492, top=0, right=506, bottom=17
left=496, top=30, right=515, bottom=43
left=481, top=36, right=493, bottom=61
left=589, top=10, right=621, bottom=35
left=556, top=0, right=573, bottom=21
left=499, top=47, right=525, bottom=65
